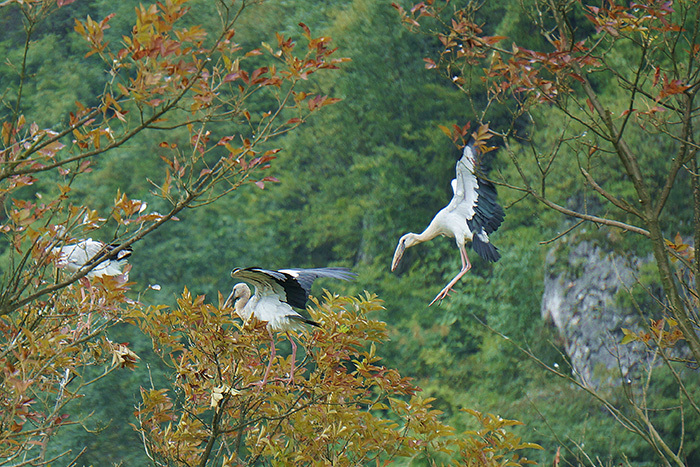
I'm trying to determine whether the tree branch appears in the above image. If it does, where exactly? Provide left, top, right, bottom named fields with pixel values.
left=580, top=167, right=644, bottom=218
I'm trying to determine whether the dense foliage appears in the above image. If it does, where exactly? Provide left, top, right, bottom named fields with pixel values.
left=395, top=0, right=700, bottom=464
left=0, top=0, right=698, bottom=465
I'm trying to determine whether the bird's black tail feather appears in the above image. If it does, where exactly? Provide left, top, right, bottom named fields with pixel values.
left=289, top=315, right=322, bottom=327
left=86, top=244, right=133, bottom=267
left=472, top=234, right=501, bottom=262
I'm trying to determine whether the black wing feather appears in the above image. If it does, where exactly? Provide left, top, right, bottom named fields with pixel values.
left=465, top=141, right=505, bottom=238
left=472, top=234, right=501, bottom=262
left=232, top=267, right=356, bottom=309
left=278, top=267, right=356, bottom=309
left=85, top=243, right=133, bottom=267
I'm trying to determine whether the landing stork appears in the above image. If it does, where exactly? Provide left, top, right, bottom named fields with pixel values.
left=391, top=141, right=504, bottom=305
left=224, top=267, right=355, bottom=385
left=53, top=239, right=132, bottom=278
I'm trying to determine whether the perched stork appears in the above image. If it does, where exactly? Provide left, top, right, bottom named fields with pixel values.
left=53, top=239, right=133, bottom=278
left=391, top=141, right=504, bottom=306
left=224, top=267, right=356, bottom=385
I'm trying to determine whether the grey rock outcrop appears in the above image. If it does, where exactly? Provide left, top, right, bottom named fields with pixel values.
left=541, top=238, right=648, bottom=387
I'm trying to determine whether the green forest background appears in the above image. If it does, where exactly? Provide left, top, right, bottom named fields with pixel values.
left=1, top=0, right=697, bottom=465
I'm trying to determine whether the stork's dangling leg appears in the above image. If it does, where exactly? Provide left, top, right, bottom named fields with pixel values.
left=285, top=332, right=298, bottom=384
left=259, top=327, right=277, bottom=386
left=429, top=244, right=472, bottom=306
left=259, top=332, right=299, bottom=386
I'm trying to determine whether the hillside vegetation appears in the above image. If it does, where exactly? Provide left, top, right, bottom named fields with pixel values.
left=0, top=0, right=698, bottom=465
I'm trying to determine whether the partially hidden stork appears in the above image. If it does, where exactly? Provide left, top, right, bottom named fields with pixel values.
left=224, top=267, right=356, bottom=385
left=53, top=239, right=133, bottom=278
left=391, top=141, right=504, bottom=306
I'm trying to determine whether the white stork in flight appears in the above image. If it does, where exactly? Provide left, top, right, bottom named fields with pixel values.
left=53, top=239, right=132, bottom=278
left=224, top=267, right=355, bottom=385
left=391, top=141, right=504, bottom=306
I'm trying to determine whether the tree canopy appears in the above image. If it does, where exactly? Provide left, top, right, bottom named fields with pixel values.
left=1, top=0, right=699, bottom=465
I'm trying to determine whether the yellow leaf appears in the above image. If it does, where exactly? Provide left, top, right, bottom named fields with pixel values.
left=517, top=442, right=544, bottom=450
left=111, top=343, right=139, bottom=369
left=621, top=328, right=637, bottom=344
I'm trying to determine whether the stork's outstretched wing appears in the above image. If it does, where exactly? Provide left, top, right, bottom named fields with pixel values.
left=230, top=267, right=288, bottom=301
left=468, top=144, right=504, bottom=235
left=446, top=143, right=480, bottom=221
left=447, top=142, right=504, bottom=234
left=275, top=267, right=356, bottom=308
left=231, top=267, right=356, bottom=309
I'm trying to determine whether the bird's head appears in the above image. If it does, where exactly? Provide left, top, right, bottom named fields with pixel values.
left=224, top=283, right=251, bottom=310
left=391, top=233, right=418, bottom=271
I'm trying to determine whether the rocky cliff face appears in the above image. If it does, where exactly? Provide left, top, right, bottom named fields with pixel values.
left=541, top=238, right=649, bottom=387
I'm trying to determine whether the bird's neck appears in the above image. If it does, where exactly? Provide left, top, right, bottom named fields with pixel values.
left=414, top=221, right=442, bottom=242
left=235, top=294, right=253, bottom=320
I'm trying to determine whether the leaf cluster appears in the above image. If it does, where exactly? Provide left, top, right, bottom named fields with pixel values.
left=130, top=290, right=541, bottom=466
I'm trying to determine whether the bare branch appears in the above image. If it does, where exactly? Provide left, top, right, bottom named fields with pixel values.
left=580, top=167, right=644, bottom=218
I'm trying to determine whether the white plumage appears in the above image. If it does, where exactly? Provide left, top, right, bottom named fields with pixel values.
left=227, top=283, right=315, bottom=332
left=224, top=267, right=355, bottom=384
left=391, top=141, right=504, bottom=305
left=53, top=239, right=132, bottom=278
